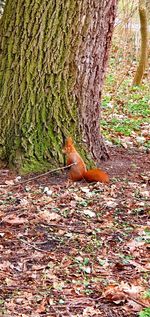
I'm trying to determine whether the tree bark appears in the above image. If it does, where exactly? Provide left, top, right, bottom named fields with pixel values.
left=146, top=0, right=150, bottom=19
left=0, top=0, right=117, bottom=173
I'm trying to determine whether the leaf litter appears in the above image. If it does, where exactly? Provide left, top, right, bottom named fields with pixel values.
left=0, top=147, right=149, bottom=316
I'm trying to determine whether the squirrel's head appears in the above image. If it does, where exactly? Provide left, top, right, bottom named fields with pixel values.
left=62, top=137, right=74, bottom=153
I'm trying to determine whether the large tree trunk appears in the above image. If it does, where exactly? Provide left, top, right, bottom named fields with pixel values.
left=0, top=0, right=117, bottom=173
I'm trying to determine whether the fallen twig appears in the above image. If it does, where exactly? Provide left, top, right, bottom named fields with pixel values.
left=126, top=294, right=150, bottom=308
left=11, top=163, right=76, bottom=186
left=18, top=238, right=55, bottom=253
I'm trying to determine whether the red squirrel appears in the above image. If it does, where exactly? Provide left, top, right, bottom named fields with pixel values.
left=63, top=137, right=109, bottom=183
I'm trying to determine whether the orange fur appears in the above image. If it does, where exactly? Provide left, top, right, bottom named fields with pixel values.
left=84, top=168, right=109, bottom=183
left=63, top=137, right=109, bottom=183
left=63, top=137, right=87, bottom=181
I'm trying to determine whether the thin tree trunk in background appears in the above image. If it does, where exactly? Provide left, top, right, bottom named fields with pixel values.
left=146, top=0, right=150, bottom=19
left=133, top=0, right=148, bottom=85
left=146, top=0, right=150, bottom=60
left=0, top=0, right=117, bottom=173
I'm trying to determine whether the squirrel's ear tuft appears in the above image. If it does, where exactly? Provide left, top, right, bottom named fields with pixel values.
left=63, top=137, right=73, bottom=153
left=66, top=136, right=73, bottom=145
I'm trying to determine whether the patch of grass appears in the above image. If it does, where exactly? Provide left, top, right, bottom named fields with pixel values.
left=143, top=290, right=150, bottom=299
left=126, top=97, right=150, bottom=117
left=139, top=308, right=150, bottom=317
left=103, top=117, right=142, bottom=136
left=102, top=38, right=150, bottom=149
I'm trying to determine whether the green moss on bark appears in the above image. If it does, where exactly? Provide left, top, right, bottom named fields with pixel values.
left=0, top=0, right=82, bottom=173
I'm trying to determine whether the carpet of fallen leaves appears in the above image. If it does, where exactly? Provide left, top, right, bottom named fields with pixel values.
left=0, top=147, right=149, bottom=317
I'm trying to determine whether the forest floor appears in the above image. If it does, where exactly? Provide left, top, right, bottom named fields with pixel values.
left=0, top=16, right=150, bottom=317
left=0, top=146, right=149, bottom=317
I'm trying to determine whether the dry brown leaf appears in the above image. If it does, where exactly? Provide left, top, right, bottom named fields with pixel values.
left=32, top=264, right=47, bottom=270
left=61, top=256, right=72, bottom=267
left=0, top=211, right=4, bottom=217
left=126, top=238, right=145, bottom=252
left=83, top=306, right=100, bottom=316
left=2, top=214, right=28, bottom=224
left=0, top=260, right=11, bottom=270
left=53, top=280, right=65, bottom=290
left=103, top=285, right=127, bottom=304
left=35, top=297, right=47, bottom=313
left=124, top=300, right=142, bottom=312
left=120, top=281, right=145, bottom=298
left=5, top=277, right=15, bottom=286
left=5, top=180, right=15, bottom=185
left=38, top=210, right=61, bottom=222
left=105, top=199, right=118, bottom=208
left=46, top=271, right=58, bottom=280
